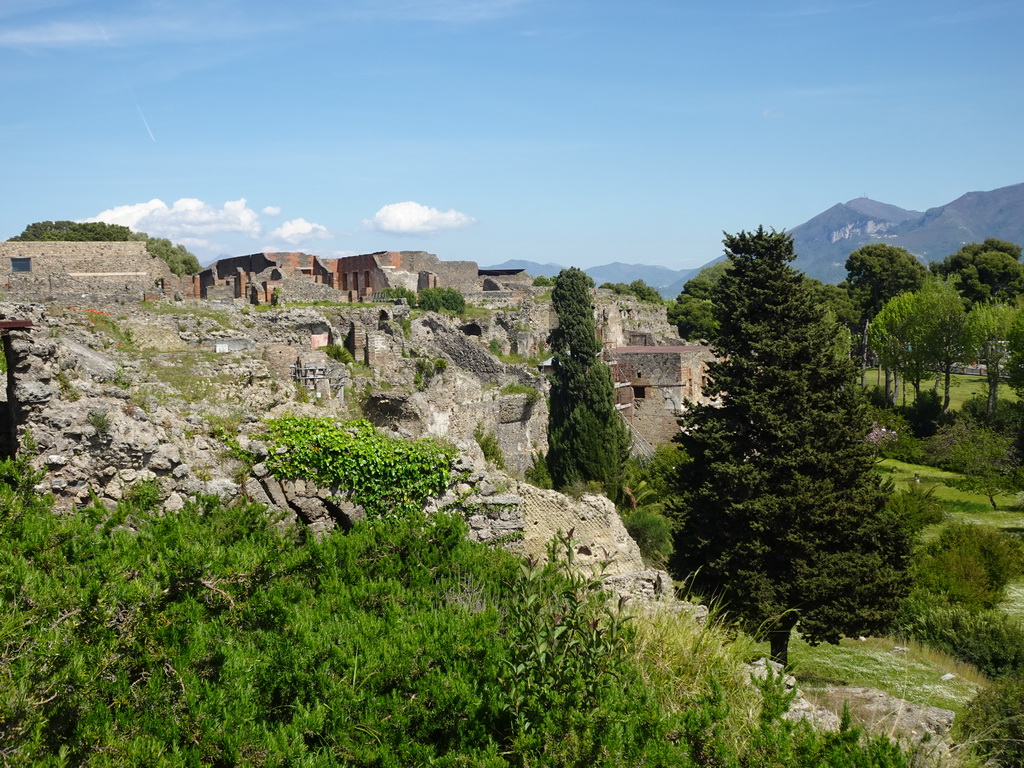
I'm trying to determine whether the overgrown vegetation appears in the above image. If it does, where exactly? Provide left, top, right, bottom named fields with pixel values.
left=260, top=416, right=458, bottom=518
left=0, top=449, right=918, bottom=766
left=474, top=422, right=506, bottom=469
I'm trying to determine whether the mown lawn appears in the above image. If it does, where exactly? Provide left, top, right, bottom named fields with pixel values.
left=861, top=367, right=1017, bottom=411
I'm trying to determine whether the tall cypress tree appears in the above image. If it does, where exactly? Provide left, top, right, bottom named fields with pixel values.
left=672, top=228, right=911, bottom=667
left=547, top=267, right=630, bottom=492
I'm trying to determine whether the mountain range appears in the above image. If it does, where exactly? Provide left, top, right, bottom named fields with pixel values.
left=484, top=181, right=1024, bottom=294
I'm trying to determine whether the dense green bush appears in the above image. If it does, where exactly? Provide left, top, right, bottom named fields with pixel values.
left=914, top=522, right=1024, bottom=610
left=892, top=594, right=1024, bottom=677
left=884, top=485, right=945, bottom=536
left=622, top=507, right=674, bottom=567
left=957, top=673, right=1024, bottom=767
left=417, top=287, right=466, bottom=313
left=377, top=286, right=417, bottom=304
left=323, top=343, right=354, bottom=364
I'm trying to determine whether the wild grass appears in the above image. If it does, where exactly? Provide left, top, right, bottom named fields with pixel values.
left=788, top=635, right=985, bottom=715
left=139, top=300, right=235, bottom=329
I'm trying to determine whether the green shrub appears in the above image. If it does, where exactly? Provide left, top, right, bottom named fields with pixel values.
left=323, top=343, right=354, bottom=364
left=413, top=356, right=447, bottom=390
left=524, top=451, right=552, bottom=489
left=622, top=507, right=674, bottom=567
left=474, top=423, right=506, bottom=469
left=885, top=485, right=945, bottom=536
left=958, top=672, right=1024, bottom=767
left=0, top=468, right=917, bottom=766
left=378, top=286, right=417, bottom=304
left=532, top=275, right=555, bottom=287
left=892, top=593, right=1024, bottom=677
left=914, top=522, right=1024, bottom=610
left=417, top=286, right=466, bottom=313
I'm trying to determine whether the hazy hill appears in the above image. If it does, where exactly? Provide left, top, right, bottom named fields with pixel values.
left=483, top=259, right=702, bottom=298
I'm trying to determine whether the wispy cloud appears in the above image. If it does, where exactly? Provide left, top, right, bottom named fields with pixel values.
left=924, top=0, right=1022, bottom=25
left=365, top=201, right=476, bottom=234
left=344, top=0, right=531, bottom=23
left=0, top=0, right=530, bottom=50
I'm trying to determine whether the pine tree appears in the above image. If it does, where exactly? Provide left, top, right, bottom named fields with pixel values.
left=672, top=228, right=911, bottom=667
left=547, top=267, right=630, bottom=492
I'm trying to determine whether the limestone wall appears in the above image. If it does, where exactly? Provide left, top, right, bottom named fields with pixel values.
left=0, top=241, right=171, bottom=280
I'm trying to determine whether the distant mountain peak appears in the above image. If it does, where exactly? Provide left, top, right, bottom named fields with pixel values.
left=790, top=182, right=1024, bottom=283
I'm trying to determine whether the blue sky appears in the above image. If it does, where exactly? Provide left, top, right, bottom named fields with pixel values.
left=2, top=0, right=1022, bottom=271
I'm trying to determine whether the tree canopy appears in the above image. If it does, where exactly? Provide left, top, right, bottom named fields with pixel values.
left=9, top=220, right=201, bottom=276
left=547, top=267, right=629, bottom=493
left=673, top=227, right=910, bottom=666
left=931, top=239, right=1024, bottom=307
left=844, top=243, right=927, bottom=322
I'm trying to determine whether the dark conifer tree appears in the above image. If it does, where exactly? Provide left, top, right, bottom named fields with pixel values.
left=547, top=267, right=629, bottom=492
left=672, top=228, right=911, bottom=667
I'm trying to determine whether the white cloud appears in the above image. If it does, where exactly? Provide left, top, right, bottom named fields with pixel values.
left=85, top=198, right=263, bottom=240
left=365, top=201, right=476, bottom=235
left=270, top=218, right=330, bottom=244
left=262, top=205, right=282, bottom=216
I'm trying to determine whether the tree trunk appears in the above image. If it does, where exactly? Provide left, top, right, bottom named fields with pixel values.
left=943, top=368, right=952, bottom=412
left=768, top=627, right=792, bottom=669
left=987, top=367, right=999, bottom=421
left=860, top=319, right=869, bottom=388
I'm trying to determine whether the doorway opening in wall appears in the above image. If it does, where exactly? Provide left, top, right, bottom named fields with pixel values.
left=632, top=385, right=647, bottom=399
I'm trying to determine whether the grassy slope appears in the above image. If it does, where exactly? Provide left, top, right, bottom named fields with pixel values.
left=785, top=448, right=1024, bottom=720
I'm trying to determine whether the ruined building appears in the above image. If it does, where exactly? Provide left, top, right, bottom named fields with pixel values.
left=193, top=250, right=528, bottom=303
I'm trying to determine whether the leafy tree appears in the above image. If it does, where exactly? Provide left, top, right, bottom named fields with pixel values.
left=627, top=279, right=663, bottom=303
left=599, top=279, right=663, bottom=303
left=10, top=219, right=201, bottom=276
left=845, top=243, right=927, bottom=321
left=966, top=302, right=1017, bottom=419
left=805, top=279, right=859, bottom=331
left=928, top=421, right=1020, bottom=510
left=667, top=261, right=731, bottom=341
left=134, top=235, right=201, bottom=276
left=673, top=227, right=910, bottom=667
left=918, top=278, right=973, bottom=412
left=532, top=275, right=555, bottom=287
left=9, top=219, right=133, bottom=241
left=547, top=267, right=629, bottom=493
left=931, top=238, right=1024, bottom=306
left=667, top=293, right=717, bottom=342
left=845, top=244, right=928, bottom=389
left=868, top=291, right=931, bottom=402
